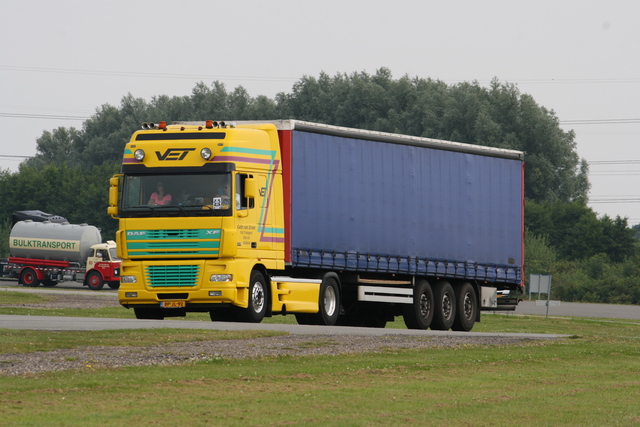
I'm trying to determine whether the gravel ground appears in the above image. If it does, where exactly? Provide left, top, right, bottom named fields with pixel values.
left=1, top=292, right=548, bottom=377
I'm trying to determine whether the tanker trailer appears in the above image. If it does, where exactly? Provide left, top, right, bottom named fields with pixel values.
left=6, top=220, right=120, bottom=290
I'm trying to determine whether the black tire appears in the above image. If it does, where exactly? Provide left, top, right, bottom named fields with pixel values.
left=452, top=282, right=478, bottom=332
left=431, top=281, right=456, bottom=331
left=42, top=279, right=58, bottom=287
left=317, top=275, right=340, bottom=325
left=20, top=268, right=40, bottom=287
left=294, top=313, right=317, bottom=325
left=107, top=281, right=120, bottom=289
left=403, top=279, right=434, bottom=329
left=236, top=270, right=268, bottom=323
left=134, top=307, right=165, bottom=320
left=209, top=308, right=238, bottom=322
left=86, top=271, right=104, bottom=291
left=295, top=275, right=341, bottom=326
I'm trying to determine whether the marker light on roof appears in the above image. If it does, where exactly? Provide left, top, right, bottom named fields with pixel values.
left=158, top=121, right=167, bottom=130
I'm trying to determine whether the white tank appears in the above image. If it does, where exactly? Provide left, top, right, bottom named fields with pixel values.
left=9, top=221, right=102, bottom=264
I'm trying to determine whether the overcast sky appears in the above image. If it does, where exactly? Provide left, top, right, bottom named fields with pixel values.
left=1, top=1, right=639, bottom=225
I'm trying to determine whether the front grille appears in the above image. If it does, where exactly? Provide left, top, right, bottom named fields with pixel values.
left=145, top=265, right=200, bottom=287
left=126, top=229, right=221, bottom=257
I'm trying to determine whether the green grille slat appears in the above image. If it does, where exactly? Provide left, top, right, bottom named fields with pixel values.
left=126, top=229, right=221, bottom=257
left=145, top=265, right=200, bottom=287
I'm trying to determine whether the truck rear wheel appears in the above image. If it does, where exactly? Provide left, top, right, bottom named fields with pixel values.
left=296, top=275, right=340, bottom=326
left=42, top=279, right=58, bottom=287
left=86, top=271, right=105, bottom=291
left=452, top=282, right=477, bottom=331
left=236, top=270, right=268, bottom=323
left=107, top=281, right=120, bottom=289
left=431, top=281, right=456, bottom=330
left=403, top=279, right=434, bottom=329
left=20, top=268, right=40, bottom=287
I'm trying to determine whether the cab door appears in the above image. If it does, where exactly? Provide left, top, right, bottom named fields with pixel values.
left=234, top=173, right=261, bottom=255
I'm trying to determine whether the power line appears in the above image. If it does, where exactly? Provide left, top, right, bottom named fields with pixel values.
left=0, top=112, right=89, bottom=121
left=560, top=118, right=640, bottom=125
left=590, top=198, right=640, bottom=204
left=0, top=65, right=298, bottom=83
left=0, top=154, right=30, bottom=159
left=588, top=160, right=640, bottom=165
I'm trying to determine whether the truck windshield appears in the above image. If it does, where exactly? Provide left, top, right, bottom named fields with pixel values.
left=120, top=173, right=233, bottom=217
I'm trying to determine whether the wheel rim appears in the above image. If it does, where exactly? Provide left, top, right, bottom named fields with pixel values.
left=24, top=272, right=35, bottom=284
left=462, top=292, right=473, bottom=320
left=419, top=292, right=431, bottom=318
left=323, top=285, right=337, bottom=316
left=442, top=293, right=452, bottom=319
left=251, top=281, right=265, bottom=313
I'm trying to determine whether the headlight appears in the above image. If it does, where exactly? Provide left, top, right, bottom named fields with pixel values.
left=201, top=147, right=212, bottom=160
left=210, top=274, right=232, bottom=282
left=121, top=275, right=138, bottom=283
left=134, top=149, right=145, bottom=161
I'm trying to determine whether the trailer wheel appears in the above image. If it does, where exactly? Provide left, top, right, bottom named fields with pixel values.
left=86, top=271, right=105, bottom=291
left=403, top=279, right=434, bottom=329
left=452, top=282, right=477, bottom=332
left=431, top=281, right=456, bottom=330
left=134, top=308, right=165, bottom=320
left=236, top=270, right=267, bottom=323
left=20, top=268, right=40, bottom=287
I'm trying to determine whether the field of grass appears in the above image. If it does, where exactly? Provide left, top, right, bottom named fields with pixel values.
left=1, top=291, right=640, bottom=425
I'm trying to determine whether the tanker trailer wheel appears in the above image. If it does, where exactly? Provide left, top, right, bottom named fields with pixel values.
left=235, top=270, right=268, bottom=323
left=431, top=280, right=456, bottom=330
left=86, top=271, right=105, bottom=291
left=452, top=282, right=477, bottom=332
left=403, top=279, right=434, bottom=329
left=20, top=268, right=40, bottom=287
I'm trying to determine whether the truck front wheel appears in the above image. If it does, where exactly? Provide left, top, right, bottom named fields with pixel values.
left=236, top=271, right=268, bottom=323
left=452, top=282, right=477, bottom=331
left=134, top=308, right=165, bottom=320
left=403, top=279, right=434, bottom=329
left=20, top=268, right=40, bottom=287
left=431, top=280, right=456, bottom=330
left=86, top=271, right=105, bottom=291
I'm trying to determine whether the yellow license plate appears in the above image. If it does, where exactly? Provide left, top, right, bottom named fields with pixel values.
left=161, top=301, right=186, bottom=308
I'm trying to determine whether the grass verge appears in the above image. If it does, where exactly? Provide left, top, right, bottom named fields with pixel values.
left=1, top=294, right=640, bottom=425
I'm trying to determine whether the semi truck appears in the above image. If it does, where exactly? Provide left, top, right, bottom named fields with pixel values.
left=108, top=120, right=524, bottom=330
left=4, top=220, right=121, bottom=290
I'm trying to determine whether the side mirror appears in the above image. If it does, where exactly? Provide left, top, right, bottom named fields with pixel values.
left=244, top=177, right=257, bottom=199
left=107, top=175, right=122, bottom=217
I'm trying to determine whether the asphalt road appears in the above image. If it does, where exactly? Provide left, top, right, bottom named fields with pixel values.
left=1, top=278, right=638, bottom=338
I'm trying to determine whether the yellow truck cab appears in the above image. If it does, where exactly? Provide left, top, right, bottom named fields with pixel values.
left=109, top=121, right=321, bottom=321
